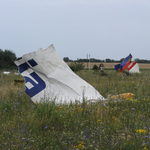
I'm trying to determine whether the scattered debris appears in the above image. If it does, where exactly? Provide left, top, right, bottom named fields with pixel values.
left=115, top=54, right=140, bottom=73
left=3, top=71, right=10, bottom=74
left=108, top=93, right=134, bottom=100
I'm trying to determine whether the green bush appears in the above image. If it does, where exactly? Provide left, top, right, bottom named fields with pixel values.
left=92, top=64, right=98, bottom=70
left=69, top=62, right=84, bottom=71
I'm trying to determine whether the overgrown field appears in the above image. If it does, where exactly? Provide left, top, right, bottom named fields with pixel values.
left=0, top=69, right=150, bottom=150
left=67, top=62, right=150, bottom=69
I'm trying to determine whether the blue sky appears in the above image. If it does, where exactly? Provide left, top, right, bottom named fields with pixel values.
left=0, top=0, right=150, bottom=60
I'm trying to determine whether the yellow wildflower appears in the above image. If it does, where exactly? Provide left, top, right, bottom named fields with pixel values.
left=78, top=141, right=84, bottom=148
left=113, top=117, right=117, bottom=121
left=126, top=98, right=132, bottom=101
left=59, top=106, right=62, bottom=109
left=133, top=99, right=137, bottom=102
left=144, top=147, right=148, bottom=150
left=73, top=141, right=84, bottom=148
left=135, top=129, right=147, bottom=133
left=97, top=119, right=101, bottom=122
left=78, top=108, right=83, bottom=112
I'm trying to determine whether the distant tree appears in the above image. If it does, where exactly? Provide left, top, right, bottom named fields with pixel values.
left=0, top=49, right=4, bottom=68
left=90, top=58, right=95, bottom=62
left=74, top=58, right=104, bottom=62
left=0, top=49, right=17, bottom=69
left=134, top=58, right=140, bottom=63
left=119, top=58, right=124, bottom=63
left=76, top=59, right=83, bottom=62
left=63, top=57, right=73, bottom=62
left=76, top=59, right=88, bottom=62
left=92, top=64, right=98, bottom=70
left=105, top=59, right=111, bottom=62
left=63, top=57, right=69, bottom=62
left=134, top=58, right=150, bottom=63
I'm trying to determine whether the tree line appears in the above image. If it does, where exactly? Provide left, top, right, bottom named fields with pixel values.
left=0, top=49, right=150, bottom=70
left=63, top=57, right=150, bottom=63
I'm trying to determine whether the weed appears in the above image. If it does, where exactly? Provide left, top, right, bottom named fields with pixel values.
left=0, top=70, right=150, bottom=149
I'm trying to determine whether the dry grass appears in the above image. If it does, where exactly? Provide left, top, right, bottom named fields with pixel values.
left=67, top=62, right=150, bottom=69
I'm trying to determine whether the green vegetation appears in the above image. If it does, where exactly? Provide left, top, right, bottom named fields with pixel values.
left=0, top=49, right=17, bottom=70
left=69, top=62, right=84, bottom=71
left=0, top=70, right=150, bottom=149
left=92, top=64, right=99, bottom=70
left=63, top=57, right=150, bottom=63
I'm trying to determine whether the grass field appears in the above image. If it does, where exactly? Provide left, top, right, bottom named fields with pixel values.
left=0, top=69, right=150, bottom=150
left=67, top=62, right=150, bottom=69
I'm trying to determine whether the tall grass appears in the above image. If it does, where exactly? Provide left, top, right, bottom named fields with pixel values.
left=0, top=70, right=150, bottom=149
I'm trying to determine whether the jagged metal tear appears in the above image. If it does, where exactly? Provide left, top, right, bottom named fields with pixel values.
left=15, top=44, right=105, bottom=104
